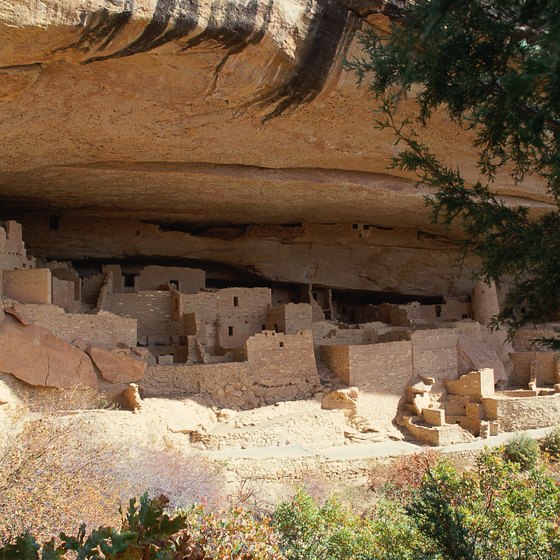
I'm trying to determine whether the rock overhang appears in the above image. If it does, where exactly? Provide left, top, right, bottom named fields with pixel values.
left=0, top=0, right=552, bottom=232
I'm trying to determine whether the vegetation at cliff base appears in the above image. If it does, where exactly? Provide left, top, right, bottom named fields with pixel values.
left=3, top=445, right=560, bottom=559
left=348, top=0, right=560, bottom=345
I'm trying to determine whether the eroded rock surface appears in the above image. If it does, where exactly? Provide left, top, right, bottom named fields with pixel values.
left=87, top=345, right=147, bottom=384
left=0, top=318, right=97, bottom=389
left=0, top=0, right=551, bottom=231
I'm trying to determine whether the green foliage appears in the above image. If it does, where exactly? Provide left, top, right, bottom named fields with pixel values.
left=541, top=426, right=560, bottom=461
left=503, top=434, right=540, bottom=469
left=348, top=0, right=560, bottom=341
left=407, top=450, right=560, bottom=559
left=273, top=490, right=377, bottom=560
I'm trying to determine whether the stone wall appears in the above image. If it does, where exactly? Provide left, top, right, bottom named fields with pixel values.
left=245, top=330, right=319, bottom=394
left=510, top=352, right=559, bottom=386
left=411, top=328, right=459, bottom=392
left=266, top=303, right=312, bottom=334
left=137, top=265, right=205, bottom=293
left=3, top=268, right=51, bottom=304
left=143, top=329, right=319, bottom=407
left=101, top=291, right=176, bottom=339
left=13, top=303, right=137, bottom=347
left=180, top=288, right=272, bottom=352
left=52, top=276, right=79, bottom=312
left=0, top=221, right=34, bottom=271
left=82, top=273, right=106, bottom=306
left=322, top=340, right=414, bottom=429
left=483, top=394, right=560, bottom=432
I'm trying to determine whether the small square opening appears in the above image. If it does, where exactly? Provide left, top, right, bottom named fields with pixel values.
left=124, top=273, right=136, bottom=288
left=279, top=341, right=285, bottom=348
left=169, top=280, right=179, bottom=290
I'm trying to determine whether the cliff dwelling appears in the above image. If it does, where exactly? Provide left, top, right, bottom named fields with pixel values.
left=1, top=0, right=559, bottom=482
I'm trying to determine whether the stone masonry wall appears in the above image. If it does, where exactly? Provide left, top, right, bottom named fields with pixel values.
left=143, top=329, right=319, bottom=407
left=245, top=330, right=319, bottom=394
left=142, top=362, right=254, bottom=407
left=13, top=303, right=137, bottom=347
left=3, top=268, right=51, bottom=304
left=510, top=352, right=559, bottom=386
left=52, top=276, right=78, bottom=312
left=411, top=328, right=459, bottom=393
left=483, top=394, right=560, bottom=431
left=101, top=291, right=182, bottom=341
left=137, top=265, right=205, bottom=293
left=82, top=274, right=106, bottom=306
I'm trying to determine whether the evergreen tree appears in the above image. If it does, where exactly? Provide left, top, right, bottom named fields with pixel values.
left=348, top=0, right=560, bottom=345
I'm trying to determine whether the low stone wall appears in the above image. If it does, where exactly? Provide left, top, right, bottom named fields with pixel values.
left=13, top=303, right=137, bottom=347
left=483, top=393, right=560, bottom=432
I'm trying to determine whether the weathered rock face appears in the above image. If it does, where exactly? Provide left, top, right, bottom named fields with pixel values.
left=0, top=0, right=551, bottom=233
left=0, top=317, right=98, bottom=389
left=457, top=334, right=507, bottom=384
left=87, top=345, right=146, bottom=384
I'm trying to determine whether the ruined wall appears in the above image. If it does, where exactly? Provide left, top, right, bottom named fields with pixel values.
left=322, top=340, right=414, bottom=430
left=82, top=273, right=106, bottom=306
left=245, top=330, right=319, bottom=399
left=411, top=328, right=459, bottom=392
left=142, top=362, right=255, bottom=407
left=181, top=288, right=271, bottom=352
left=143, top=329, right=318, bottom=407
left=484, top=394, right=560, bottom=432
left=266, top=303, right=312, bottom=334
left=51, top=276, right=79, bottom=312
left=137, top=265, right=205, bottom=293
left=12, top=303, right=137, bottom=347
left=3, top=268, right=51, bottom=304
left=510, top=352, right=559, bottom=386
left=101, top=291, right=182, bottom=341
left=0, top=221, right=34, bottom=271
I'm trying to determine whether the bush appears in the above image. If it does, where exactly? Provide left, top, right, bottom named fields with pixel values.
left=273, top=490, right=377, bottom=560
left=369, top=450, right=441, bottom=502
left=541, top=427, right=560, bottom=461
left=0, top=493, right=204, bottom=559
left=503, top=434, right=540, bottom=470
left=183, top=505, right=285, bottom=559
left=407, top=450, right=560, bottom=560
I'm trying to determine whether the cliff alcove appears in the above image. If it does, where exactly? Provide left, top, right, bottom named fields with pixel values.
left=1, top=0, right=559, bottom=498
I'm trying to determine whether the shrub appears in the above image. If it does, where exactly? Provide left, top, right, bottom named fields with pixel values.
left=0, top=493, right=205, bottom=559
left=540, top=427, right=560, bottom=461
left=183, top=505, right=285, bottom=559
left=369, top=450, right=441, bottom=502
left=503, top=434, right=540, bottom=470
left=408, top=450, right=560, bottom=560
left=0, top=407, right=124, bottom=542
left=273, top=489, right=377, bottom=560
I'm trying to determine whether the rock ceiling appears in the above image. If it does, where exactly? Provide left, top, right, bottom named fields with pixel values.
left=0, top=0, right=552, bottom=231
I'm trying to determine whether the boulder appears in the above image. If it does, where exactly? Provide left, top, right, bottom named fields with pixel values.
left=321, top=386, right=359, bottom=413
left=87, top=345, right=146, bottom=384
left=0, top=319, right=97, bottom=389
left=457, top=334, right=507, bottom=384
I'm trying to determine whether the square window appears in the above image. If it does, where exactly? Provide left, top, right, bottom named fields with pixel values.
left=124, top=273, right=136, bottom=288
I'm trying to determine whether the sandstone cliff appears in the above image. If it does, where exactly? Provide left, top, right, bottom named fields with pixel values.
left=0, top=0, right=552, bottom=232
